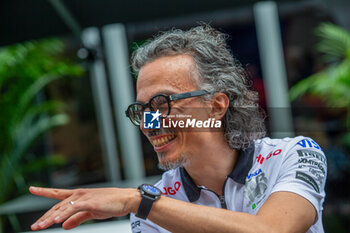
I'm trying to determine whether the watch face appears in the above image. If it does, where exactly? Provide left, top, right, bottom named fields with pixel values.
left=142, top=184, right=161, bottom=195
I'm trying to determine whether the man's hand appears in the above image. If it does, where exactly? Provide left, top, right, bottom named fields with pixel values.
left=29, top=186, right=140, bottom=231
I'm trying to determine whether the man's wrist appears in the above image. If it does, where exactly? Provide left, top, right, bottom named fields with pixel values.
left=126, top=188, right=142, bottom=214
left=136, top=184, right=162, bottom=219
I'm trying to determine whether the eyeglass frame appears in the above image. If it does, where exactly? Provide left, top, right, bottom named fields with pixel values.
left=125, top=90, right=210, bottom=126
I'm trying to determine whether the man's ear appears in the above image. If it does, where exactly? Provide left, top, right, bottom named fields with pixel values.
left=210, top=93, right=229, bottom=120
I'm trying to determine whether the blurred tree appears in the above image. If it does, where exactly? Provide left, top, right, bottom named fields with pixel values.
left=0, top=38, right=84, bottom=232
left=289, top=23, right=350, bottom=147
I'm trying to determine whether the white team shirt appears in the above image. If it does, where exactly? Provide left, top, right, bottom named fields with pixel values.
left=130, top=136, right=327, bottom=233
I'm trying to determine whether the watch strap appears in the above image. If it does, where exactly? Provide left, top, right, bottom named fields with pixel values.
left=136, top=195, right=154, bottom=219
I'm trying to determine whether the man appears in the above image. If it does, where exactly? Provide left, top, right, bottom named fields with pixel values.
left=30, top=25, right=327, bottom=233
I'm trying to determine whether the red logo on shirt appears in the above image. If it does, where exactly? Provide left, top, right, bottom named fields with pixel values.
left=256, top=149, right=282, bottom=165
left=162, top=181, right=181, bottom=195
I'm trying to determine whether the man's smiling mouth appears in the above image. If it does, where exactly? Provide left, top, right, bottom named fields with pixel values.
left=148, top=129, right=177, bottom=147
left=152, top=135, right=176, bottom=147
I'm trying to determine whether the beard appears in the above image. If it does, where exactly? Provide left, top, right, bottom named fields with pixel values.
left=157, top=152, right=188, bottom=171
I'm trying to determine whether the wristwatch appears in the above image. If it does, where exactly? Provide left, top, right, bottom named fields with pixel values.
left=136, top=184, right=162, bottom=219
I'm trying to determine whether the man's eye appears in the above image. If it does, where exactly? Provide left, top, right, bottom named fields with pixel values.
left=151, top=96, right=167, bottom=107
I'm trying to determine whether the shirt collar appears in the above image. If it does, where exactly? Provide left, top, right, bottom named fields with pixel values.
left=228, top=144, right=255, bottom=184
left=180, top=143, right=255, bottom=202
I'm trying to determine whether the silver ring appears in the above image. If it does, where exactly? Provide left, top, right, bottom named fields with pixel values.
left=69, top=201, right=75, bottom=205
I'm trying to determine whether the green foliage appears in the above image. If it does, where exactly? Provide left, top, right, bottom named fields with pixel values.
left=289, top=59, right=350, bottom=107
left=315, top=23, right=350, bottom=63
left=0, top=38, right=84, bottom=204
left=290, top=23, right=350, bottom=103
left=289, top=23, right=350, bottom=147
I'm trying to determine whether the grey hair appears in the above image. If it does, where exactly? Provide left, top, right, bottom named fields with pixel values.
left=131, top=25, right=266, bottom=149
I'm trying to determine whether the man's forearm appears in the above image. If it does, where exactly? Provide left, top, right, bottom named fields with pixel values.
left=145, top=196, right=274, bottom=233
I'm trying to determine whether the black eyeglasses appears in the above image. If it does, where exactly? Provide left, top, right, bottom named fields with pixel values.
left=125, top=90, right=210, bottom=126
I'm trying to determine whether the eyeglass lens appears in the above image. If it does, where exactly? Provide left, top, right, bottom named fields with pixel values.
left=150, top=95, right=169, bottom=115
left=129, top=95, right=169, bottom=125
left=129, top=104, right=143, bottom=125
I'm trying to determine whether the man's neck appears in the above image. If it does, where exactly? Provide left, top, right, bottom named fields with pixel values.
left=183, top=136, right=239, bottom=196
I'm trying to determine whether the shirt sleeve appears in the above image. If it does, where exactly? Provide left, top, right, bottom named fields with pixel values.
left=271, top=137, right=327, bottom=220
left=130, top=213, right=161, bottom=233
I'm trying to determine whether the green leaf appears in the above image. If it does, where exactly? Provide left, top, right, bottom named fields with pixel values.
left=9, top=75, right=61, bottom=128
left=315, top=23, right=350, bottom=62
left=12, top=114, right=69, bottom=162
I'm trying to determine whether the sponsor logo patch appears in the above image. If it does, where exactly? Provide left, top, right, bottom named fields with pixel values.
left=161, top=181, right=181, bottom=195
left=297, top=149, right=327, bottom=175
left=256, top=149, right=282, bottom=165
left=298, top=158, right=326, bottom=175
left=296, top=171, right=320, bottom=193
left=297, top=139, right=323, bottom=151
left=131, top=220, right=140, bottom=229
left=247, top=169, right=262, bottom=180
left=245, top=172, right=268, bottom=209
left=297, top=149, right=326, bottom=164
left=308, top=167, right=325, bottom=186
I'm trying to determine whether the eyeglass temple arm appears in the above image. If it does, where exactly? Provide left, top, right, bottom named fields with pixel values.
left=169, top=90, right=209, bottom=101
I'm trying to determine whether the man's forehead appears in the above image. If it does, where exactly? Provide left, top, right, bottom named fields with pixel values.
left=136, top=55, right=198, bottom=99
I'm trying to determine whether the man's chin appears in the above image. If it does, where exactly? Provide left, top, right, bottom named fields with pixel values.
left=157, top=154, right=188, bottom=171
